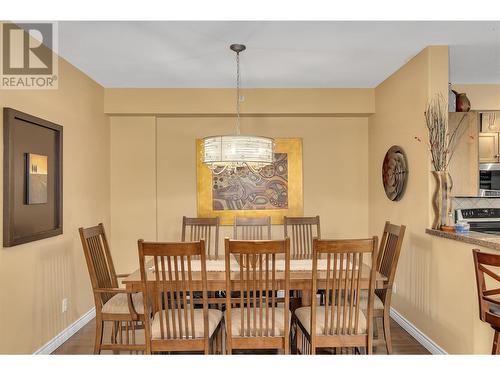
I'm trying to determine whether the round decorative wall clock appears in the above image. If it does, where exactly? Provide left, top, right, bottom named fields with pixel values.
left=382, top=145, right=408, bottom=201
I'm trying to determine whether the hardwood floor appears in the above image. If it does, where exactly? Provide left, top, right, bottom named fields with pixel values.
left=53, top=317, right=429, bottom=355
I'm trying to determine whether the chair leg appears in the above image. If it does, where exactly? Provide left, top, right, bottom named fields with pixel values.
left=225, top=326, right=232, bottom=355
left=204, top=340, right=209, bottom=354
left=285, top=330, right=290, bottom=354
left=221, top=319, right=226, bottom=355
left=111, top=321, right=121, bottom=354
left=290, top=315, right=297, bottom=354
left=382, top=308, right=393, bottom=354
left=373, top=317, right=379, bottom=340
left=94, top=318, right=104, bottom=354
left=111, top=321, right=119, bottom=343
left=212, top=332, right=220, bottom=354
left=493, top=330, right=500, bottom=355
left=296, top=326, right=302, bottom=354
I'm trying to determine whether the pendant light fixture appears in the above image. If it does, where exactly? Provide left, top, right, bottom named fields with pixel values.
left=202, top=44, right=274, bottom=175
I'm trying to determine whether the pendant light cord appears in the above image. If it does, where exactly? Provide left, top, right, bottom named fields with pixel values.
left=236, top=51, right=241, bottom=135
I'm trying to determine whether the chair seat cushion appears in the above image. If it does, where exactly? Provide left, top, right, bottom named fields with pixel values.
left=490, top=302, right=500, bottom=316
left=102, top=292, right=144, bottom=315
left=226, top=307, right=290, bottom=337
left=295, top=306, right=367, bottom=335
left=151, top=309, right=223, bottom=339
left=360, top=290, right=384, bottom=310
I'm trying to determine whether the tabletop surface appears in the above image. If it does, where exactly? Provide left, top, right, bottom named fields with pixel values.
left=122, top=257, right=387, bottom=289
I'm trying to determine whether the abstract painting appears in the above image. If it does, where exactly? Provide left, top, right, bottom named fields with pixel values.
left=197, top=138, right=303, bottom=225
left=212, top=153, right=288, bottom=211
left=26, top=153, right=48, bottom=204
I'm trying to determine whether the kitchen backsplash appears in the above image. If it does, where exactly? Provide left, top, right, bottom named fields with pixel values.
left=453, top=197, right=500, bottom=210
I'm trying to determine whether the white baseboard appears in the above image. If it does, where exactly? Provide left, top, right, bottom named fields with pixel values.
left=34, top=307, right=96, bottom=354
left=390, top=307, right=447, bottom=355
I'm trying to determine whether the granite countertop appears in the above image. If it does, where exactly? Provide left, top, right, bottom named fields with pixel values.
left=453, top=196, right=500, bottom=199
left=426, top=228, right=500, bottom=251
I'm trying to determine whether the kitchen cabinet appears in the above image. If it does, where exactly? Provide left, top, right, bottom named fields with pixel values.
left=479, top=132, right=500, bottom=163
left=480, top=112, right=500, bottom=132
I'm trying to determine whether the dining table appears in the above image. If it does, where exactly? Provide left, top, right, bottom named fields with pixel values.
left=122, top=256, right=387, bottom=306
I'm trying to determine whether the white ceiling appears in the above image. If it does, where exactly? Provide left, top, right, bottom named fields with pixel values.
left=52, top=21, right=500, bottom=88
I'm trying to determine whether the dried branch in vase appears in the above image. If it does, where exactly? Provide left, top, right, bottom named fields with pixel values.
left=424, top=93, right=467, bottom=172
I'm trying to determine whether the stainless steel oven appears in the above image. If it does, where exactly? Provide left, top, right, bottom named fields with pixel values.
left=479, top=163, right=500, bottom=196
left=456, top=208, right=500, bottom=234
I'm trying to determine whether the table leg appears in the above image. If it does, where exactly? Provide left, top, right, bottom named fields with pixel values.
left=296, top=326, right=303, bottom=354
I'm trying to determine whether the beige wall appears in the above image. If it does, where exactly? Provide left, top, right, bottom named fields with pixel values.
left=369, top=46, right=495, bottom=353
left=110, top=117, right=156, bottom=272
left=426, top=237, right=499, bottom=353
left=0, top=58, right=109, bottom=353
left=110, top=114, right=370, bottom=272
left=452, top=84, right=500, bottom=111
left=369, top=46, right=438, bottom=349
left=104, top=88, right=375, bottom=115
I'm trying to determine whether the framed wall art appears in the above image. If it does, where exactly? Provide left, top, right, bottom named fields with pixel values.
left=196, top=137, right=303, bottom=225
left=382, top=145, right=408, bottom=201
left=3, top=108, right=63, bottom=247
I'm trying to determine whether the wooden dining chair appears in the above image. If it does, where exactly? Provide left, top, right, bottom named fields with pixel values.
left=233, top=216, right=271, bottom=240
left=473, top=249, right=500, bottom=354
left=360, top=221, right=405, bottom=354
left=283, top=215, right=322, bottom=344
left=284, top=216, right=321, bottom=260
left=284, top=215, right=322, bottom=305
left=79, top=223, right=145, bottom=354
left=137, top=239, right=224, bottom=354
left=181, top=216, right=220, bottom=259
left=224, top=238, right=291, bottom=354
left=294, top=237, right=379, bottom=354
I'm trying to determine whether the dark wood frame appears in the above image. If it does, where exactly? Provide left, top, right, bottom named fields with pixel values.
left=3, top=108, right=63, bottom=247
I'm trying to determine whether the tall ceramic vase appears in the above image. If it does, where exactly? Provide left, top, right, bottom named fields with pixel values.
left=431, top=171, right=453, bottom=229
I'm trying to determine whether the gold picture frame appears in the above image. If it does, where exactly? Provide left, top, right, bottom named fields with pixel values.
left=196, top=137, right=303, bottom=225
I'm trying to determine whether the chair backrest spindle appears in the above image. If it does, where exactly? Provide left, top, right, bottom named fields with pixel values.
left=311, top=237, right=378, bottom=341
left=181, top=216, right=220, bottom=259
left=138, top=240, right=209, bottom=344
left=225, top=238, right=290, bottom=340
left=79, top=223, right=118, bottom=305
left=233, top=216, right=272, bottom=240
left=284, top=216, right=321, bottom=259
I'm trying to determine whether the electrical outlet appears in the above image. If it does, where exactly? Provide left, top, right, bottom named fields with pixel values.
left=238, top=95, right=245, bottom=102
left=62, top=298, right=68, bottom=313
